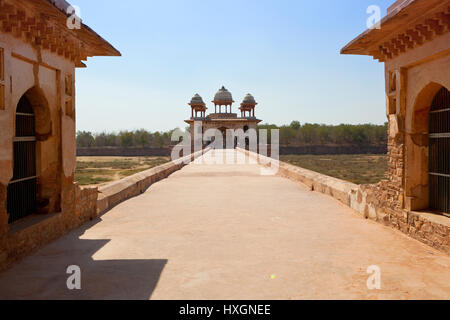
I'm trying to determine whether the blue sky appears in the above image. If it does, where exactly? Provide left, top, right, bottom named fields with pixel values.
left=74, top=0, right=393, bottom=132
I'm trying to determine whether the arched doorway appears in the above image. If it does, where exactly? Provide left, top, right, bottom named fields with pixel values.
left=428, top=87, right=450, bottom=216
left=7, top=95, right=37, bottom=223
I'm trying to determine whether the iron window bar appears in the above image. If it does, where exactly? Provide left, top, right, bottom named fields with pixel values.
left=429, top=133, right=450, bottom=138
left=13, top=136, right=36, bottom=142
left=429, top=108, right=450, bottom=114
left=429, top=172, right=450, bottom=178
left=9, top=176, right=37, bottom=185
left=15, top=112, right=34, bottom=116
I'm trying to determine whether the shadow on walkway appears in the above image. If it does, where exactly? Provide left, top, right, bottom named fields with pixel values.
left=0, top=218, right=167, bottom=300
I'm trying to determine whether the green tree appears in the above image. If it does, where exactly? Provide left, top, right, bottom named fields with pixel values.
left=76, top=131, right=95, bottom=148
left=119, top=131, right=134, bottom=147
left=290, top=121, right=301, bottom=130
left=134, top=129, right=151, bottom=147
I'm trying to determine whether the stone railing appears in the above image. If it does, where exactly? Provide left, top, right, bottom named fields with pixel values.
left=237, top=148, right=449, bottom=254
left=97, top=148, right=209, bottom=215
left=237, top=148, right=358, bottom=206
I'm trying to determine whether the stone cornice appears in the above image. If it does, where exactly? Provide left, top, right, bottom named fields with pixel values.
left=342, top=0, right=450, bottom=62
left=0, top=0, right=120, bottom=67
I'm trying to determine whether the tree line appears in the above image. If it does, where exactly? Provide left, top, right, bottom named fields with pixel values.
left=76, top=130, right=175, bottom=148
left=76, top=122, right=387, bottom=148
left=258, top=121, right=388, bottom=146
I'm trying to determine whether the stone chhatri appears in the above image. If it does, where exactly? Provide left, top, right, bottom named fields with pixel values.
left=186, top=87, right=261, bottom=149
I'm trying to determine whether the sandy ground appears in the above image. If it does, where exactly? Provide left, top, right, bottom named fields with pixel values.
left=0, top=150, right=449, bottom=300
left=75, top=156, right=170, bottom=187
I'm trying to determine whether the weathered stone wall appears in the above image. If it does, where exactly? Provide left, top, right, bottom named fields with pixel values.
left=386, top=122, right=404, bottom=211
left=238, top=148, right=450, bottom=254
left=351, top=184, right=449, bottom=254
left=75, top=186, right=98, bottom=225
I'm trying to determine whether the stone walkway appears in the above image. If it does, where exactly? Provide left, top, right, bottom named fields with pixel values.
left=0, top=150, right=449, bottom=299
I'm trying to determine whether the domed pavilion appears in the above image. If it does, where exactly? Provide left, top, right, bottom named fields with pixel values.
left=185, top=86, right=262, bottom=149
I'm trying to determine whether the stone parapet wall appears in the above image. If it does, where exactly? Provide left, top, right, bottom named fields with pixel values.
left=77, top=145, right=387, bottom=157
left=238, top=148, right=358, bottom=207
left=278, top=158, right=357, bottom=207
left=75, top=186, right=98, bottom=223
left=238, top=148, right=449, bottom=255
left=97, top=148, right=209, bottom=215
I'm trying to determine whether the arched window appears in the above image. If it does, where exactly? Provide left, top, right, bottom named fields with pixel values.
left=7, top=95, right=37, bottom=223
left=428, top=87, right=450, bottom=216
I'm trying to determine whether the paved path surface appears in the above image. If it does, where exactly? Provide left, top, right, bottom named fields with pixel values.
left=0, top=150, right=449, bottom=299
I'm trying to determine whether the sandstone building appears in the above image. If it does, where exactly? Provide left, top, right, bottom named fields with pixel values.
left=342, top=0, right=450, bottom=247
left=0, top=0, right=119, bottom=268
left=185, top=87, right=262, bottom=149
